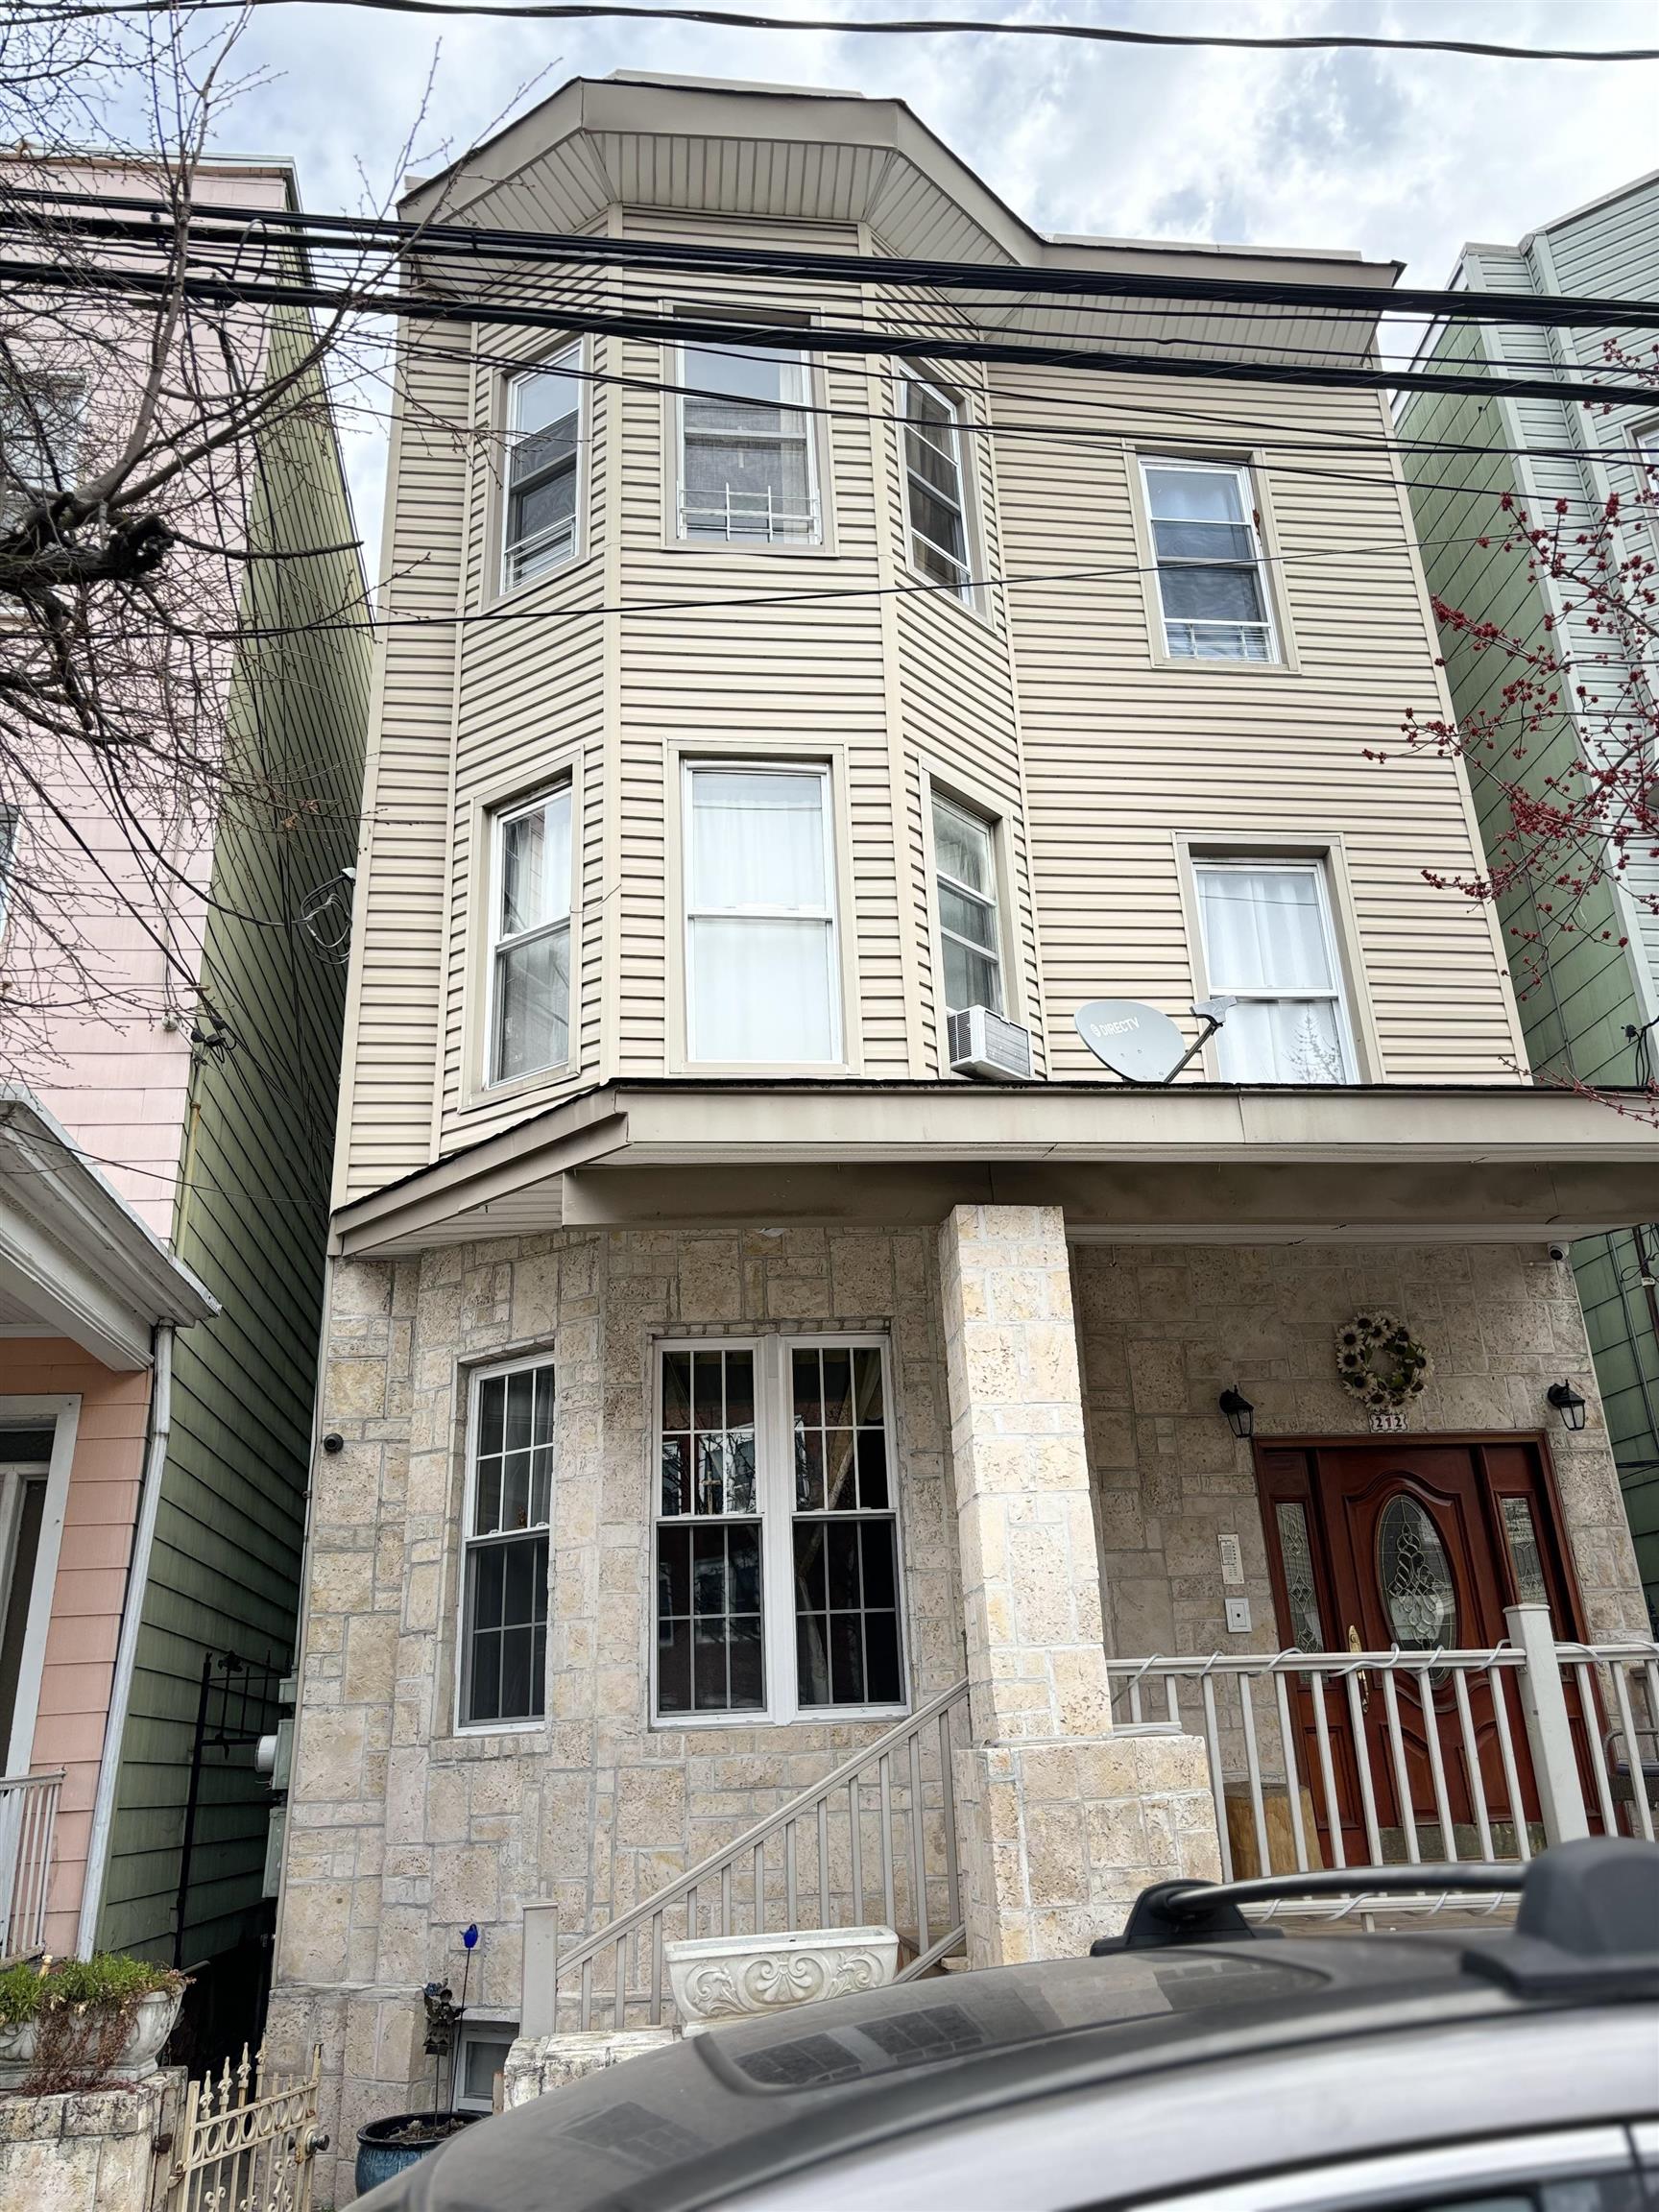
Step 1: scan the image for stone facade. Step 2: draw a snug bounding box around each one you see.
[939,1207,1221,1964]
[271,1218,1645,2200]
[270,1224,961,2206]
[1073,1239,1647,1656]
[0,2074,179,2212]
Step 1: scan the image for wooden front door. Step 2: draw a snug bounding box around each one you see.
[1257,1436,1586,1863]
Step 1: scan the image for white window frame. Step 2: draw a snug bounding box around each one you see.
[454,1354,555,1736]
[484,782,573,1089]
[0,372,85,523]
[901,374,974,603]
[682,759,843,1068]
[673,330,823,546]
[453,2019,518,2114]
[500,342,584,591]
[1139,453,1280,663]
[930,789,1006,1019]
[0,1397,78,1772]
[1192,855,1359,1084]
[650,1334,907,1730]
[0,806,17,939]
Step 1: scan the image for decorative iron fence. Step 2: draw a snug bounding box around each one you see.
[166,2041,326,2212]
[0,1768,61,1959]
[1106,1605,1658,1901]
[523,1680,972,2033]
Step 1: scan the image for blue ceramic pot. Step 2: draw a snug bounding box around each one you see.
[355,2110,480,2195]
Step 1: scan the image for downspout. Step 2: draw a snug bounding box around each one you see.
[77,1321,175,1958]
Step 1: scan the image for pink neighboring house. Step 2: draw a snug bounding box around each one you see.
[1,157,318,1959]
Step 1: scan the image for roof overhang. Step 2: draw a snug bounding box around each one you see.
[0,1089,218,1369]
[397,74,1399,375]
[332,1080,1659,1257]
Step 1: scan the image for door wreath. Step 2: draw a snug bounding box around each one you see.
[1334,1310,1431,1410]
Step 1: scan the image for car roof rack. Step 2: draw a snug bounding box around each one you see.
[1091,1839,1658,1998]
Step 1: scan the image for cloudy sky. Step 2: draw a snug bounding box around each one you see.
[183,0,1659,539]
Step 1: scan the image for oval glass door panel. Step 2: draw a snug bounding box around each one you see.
[1376,1496,1458,1654]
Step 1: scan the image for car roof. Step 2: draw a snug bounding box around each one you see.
[369,1844,1659,2212]
[369,1936,1550,2212]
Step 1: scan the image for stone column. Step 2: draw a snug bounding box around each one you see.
[938,1204,1221,1964]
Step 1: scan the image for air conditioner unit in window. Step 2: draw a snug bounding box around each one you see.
[948,1005,1035,1083]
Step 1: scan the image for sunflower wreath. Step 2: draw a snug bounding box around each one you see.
[1334,1310,1431,1410]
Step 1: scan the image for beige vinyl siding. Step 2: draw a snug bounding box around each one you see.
[338,150,1533,1205]
[992,366,1523,1082]
[336,323,469,1203]
[438,285,610,1150]
[611,212,903,1074]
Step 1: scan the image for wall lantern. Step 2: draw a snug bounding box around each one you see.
[1546,1381,1588,1432]
[1218,1386,1256,1441]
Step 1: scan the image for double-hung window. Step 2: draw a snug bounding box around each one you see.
[677,338,819,543]
[489,784,572,1085]
[902,377,972,597]
[503,347,582,587]
[1141,456,1276,661]
[1194,858,1357,1084]
[684,763,840,1065]
[459,1359,554,1727]
[655,1338,903,1723]
[932,793,1003,1016]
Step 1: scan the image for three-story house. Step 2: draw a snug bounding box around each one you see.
[269,77,1658,2196]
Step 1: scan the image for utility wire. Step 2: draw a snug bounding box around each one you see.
[14,0,1659,62]
[17,185,1659,333]
[6,252,1659,408]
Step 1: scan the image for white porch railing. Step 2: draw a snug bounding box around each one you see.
[0,1769,62,1959]
[522,1682,973,2034]
[1107,1605,1658,1907]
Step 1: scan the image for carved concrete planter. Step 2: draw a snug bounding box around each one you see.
[0,1986,181,2089]
[663,1926,900,2035]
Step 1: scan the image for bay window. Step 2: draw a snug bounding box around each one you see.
[459,1359,554,1727]
[503,346,583,587]
[1194,857,1357,1084]
[684,763,840,1065]
[654,1338,903,1724]
[1141,456,1276,661]
[902,377,972,597]
[676,338,819,543]
[489,784,572,1085]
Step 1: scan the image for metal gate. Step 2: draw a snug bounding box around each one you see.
[166,2042,327,2212]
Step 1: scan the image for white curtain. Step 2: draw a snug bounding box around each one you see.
[1199,865,1348,1083]
[1198,865,1332,992]
[1215,998,1346,1084]
[689,770,835,1062]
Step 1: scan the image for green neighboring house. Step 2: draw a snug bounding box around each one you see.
[1400,171,1659,1624]
[0,156,369,2066]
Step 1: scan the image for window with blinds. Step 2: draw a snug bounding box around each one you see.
[1141,457,1277,661]
[503,348,583,587]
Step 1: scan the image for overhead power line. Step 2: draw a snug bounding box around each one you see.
[18,186,1659,334]
[16,0,1659,61]
[6,250,1658,411]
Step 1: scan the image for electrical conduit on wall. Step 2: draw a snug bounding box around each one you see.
[76,1321,174,1959]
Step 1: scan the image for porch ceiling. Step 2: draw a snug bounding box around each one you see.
[330,1080,1659,1256]
[0,1089,218,1369]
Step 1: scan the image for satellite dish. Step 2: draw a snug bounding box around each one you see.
[1075,999,1190,1084]
[1075,997,1236,1084]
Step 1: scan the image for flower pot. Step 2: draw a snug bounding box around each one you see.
[663,1925,900,2035]
[0,1984,181,2089]
[354,2109,480,2195]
